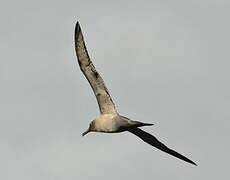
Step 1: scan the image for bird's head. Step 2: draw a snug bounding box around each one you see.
[82,120,96,136]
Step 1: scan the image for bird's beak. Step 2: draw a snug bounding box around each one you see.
[82,128,90,136]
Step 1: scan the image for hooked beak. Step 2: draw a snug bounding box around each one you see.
[82,128,90,136]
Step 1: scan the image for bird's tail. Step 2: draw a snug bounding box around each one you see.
[133,121,154,127]
[120,116,154,128]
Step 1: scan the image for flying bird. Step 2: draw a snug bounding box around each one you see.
[74,22,197,166]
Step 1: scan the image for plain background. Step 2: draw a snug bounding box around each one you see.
[1,0,230,179]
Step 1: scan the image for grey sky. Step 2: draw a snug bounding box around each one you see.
[1,0,230,179]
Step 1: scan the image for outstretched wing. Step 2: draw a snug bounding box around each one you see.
[74,22,117,115]
[128,128,197,166]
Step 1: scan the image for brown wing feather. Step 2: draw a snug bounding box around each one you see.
[128,128,197,166]
[74,22,117,115]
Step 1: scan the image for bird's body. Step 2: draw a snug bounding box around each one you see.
[92,114,121,133]
[93,114,118,133]
[74,21,197,166]
[90,114,153,133]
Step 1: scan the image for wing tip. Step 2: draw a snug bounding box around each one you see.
[75,21,81,37]
[177,153,198,166]
[182,154,197,166]
[183,157,197,166]
[190,161,198,166]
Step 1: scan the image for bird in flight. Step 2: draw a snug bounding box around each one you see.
[74,22,197,166]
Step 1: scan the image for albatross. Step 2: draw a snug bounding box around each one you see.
[74,22,197,166]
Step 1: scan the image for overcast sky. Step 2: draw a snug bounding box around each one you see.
[1,0,230,179]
